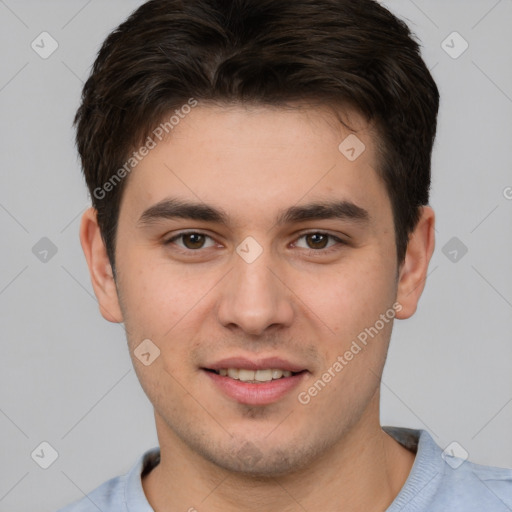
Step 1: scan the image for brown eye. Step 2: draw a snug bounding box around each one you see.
[165,232,216,251]
[293,232,345,254]
[305,233,329,249]
[181,233,206,249]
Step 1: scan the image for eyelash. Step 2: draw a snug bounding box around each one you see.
[163,231,347,256]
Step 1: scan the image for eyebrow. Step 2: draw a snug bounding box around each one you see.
[137,197,370,228]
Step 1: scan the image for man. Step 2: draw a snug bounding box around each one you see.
[58,0,512,510]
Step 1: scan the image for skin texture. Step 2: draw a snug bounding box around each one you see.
[80,104,435,511]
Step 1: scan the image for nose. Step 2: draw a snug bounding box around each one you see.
[216,248,295,336]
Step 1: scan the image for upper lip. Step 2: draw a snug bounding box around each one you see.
[204,356,307,373]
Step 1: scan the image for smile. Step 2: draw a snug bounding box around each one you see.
[210,368,296,382]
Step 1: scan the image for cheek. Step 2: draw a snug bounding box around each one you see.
[117,254,218,372]
[303,253,397,337]
[118,251,192,324]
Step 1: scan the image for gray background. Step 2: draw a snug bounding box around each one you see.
[0,0,511,510]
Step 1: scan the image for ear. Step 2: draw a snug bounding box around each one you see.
[395,206,435,319]
[79,207,124,323]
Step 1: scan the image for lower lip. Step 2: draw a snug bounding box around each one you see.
[203,370,307,405]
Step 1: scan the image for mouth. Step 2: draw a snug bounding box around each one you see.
[201,357,309,405]
[204,367,304,383]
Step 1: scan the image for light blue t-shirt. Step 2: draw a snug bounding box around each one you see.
[57,426,512,511]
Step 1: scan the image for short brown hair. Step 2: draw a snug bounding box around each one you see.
[74,0,439,275]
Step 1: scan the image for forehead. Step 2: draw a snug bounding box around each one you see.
[119,103,391,229]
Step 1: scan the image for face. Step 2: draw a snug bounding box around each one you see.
[86,104,426,476]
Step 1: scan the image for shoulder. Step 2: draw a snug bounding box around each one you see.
[55,474,126,511]
[438,458,512,510]
[55,447,160,512]
[385,426,512,512]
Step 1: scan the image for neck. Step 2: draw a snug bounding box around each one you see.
[142,397,415,511]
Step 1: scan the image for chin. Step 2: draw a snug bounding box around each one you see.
[194,436,318,478]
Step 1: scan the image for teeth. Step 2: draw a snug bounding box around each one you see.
[238,369,255,381]
[227,368,239,379]
[255,369,273,382]
[216,368,295,382]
